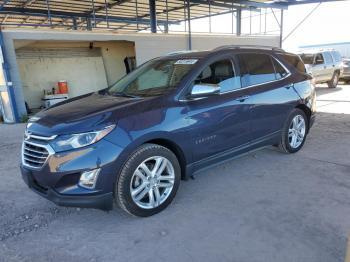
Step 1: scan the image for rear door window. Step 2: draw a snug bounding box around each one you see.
[238,53,276,87]
[323,52,333,64]
[194,59,241,93]
[331,51,342,63]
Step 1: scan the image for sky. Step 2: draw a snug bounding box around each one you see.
[282,1,350,51]
[168,1,350,52]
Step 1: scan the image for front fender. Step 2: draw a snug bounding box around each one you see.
[104,103,191,167]
[106,127,190,161]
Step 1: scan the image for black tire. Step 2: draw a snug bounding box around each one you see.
[115,143,181,217]
[327,71,339,88]
[279,108,308,154]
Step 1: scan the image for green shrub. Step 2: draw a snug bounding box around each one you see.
[20,115,29,123]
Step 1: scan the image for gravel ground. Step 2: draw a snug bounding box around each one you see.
[0,84,350,262]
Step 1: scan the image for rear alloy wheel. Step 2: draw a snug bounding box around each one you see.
[327,71,339,88]
[279,109,308,153]
[116,144,180,217]
[288,115,306,149]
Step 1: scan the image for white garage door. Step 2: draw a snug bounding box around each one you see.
[16,47,108,109]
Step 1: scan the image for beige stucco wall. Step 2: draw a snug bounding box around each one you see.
[8,29,279,66]
[98,41,135,85]
[15,40,135,108]
[133,34,280,64]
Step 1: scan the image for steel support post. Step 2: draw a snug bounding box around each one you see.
[149,0,157,33]
[279,9,284,48]
[187,0,192,50]
[236,7,241,36]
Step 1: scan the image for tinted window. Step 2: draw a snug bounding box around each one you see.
[272,58,288,79]
[238,53,276,87]
[194,59,241,92]
[315,53,324,64]
[331,51,342,63]
[282,54,306,73]
[323,52,333,64]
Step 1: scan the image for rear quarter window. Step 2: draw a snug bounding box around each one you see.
[280,53,306,74]
[272,58,288,80]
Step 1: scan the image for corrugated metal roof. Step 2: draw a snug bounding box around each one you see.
[0,0,230,31]
[0,0,346,32]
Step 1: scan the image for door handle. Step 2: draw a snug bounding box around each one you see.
[235,95,250,102]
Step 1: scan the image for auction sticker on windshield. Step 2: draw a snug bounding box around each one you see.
[175,59,198,65]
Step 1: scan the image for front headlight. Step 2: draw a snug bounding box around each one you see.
[50,125,115,152]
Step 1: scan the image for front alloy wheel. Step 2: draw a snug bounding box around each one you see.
[116,144,180,217]
[130,156,175,209]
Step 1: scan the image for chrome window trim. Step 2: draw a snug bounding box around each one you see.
[220,72,291,94]
[21,140,55,170]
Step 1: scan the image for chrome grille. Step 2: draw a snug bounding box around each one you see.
[22,141,50,168]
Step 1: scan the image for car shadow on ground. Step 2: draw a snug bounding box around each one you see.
[315,85,345,97]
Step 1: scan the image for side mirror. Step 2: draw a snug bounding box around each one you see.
[190,84,220,98]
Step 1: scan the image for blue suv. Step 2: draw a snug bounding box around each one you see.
[21,46,316,217]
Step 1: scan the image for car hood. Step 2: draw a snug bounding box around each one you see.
[27,92,156,136]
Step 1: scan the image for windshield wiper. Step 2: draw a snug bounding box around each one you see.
[109,91,140,98]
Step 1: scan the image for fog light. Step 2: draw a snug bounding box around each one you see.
[79,169,100,189]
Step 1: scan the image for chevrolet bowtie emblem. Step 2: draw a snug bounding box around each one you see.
[24,131,31,141]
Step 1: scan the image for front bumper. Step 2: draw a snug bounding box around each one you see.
[20,138,125,210]
[21,166,113,210]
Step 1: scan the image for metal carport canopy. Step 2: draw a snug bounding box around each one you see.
[0,0,346,33]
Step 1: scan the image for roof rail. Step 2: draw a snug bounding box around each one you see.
[166,50,199,56]
[213,45,285,52]
[298,48,336,53]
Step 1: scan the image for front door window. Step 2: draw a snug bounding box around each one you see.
[194,59,241,93]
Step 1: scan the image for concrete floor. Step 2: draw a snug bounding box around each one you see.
[1,84,350,262]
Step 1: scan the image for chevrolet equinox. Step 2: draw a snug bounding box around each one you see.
[21,46,316,217]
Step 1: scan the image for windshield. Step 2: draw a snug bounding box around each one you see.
[300,54,314,65]
[108,58,198,97]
